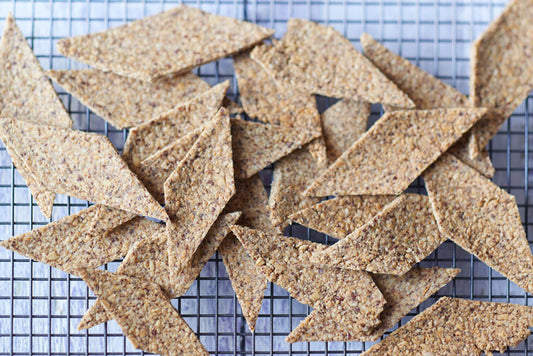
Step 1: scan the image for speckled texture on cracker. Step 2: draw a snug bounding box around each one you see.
[78,269,209,355]
[311,194,446,274]
[251,19,413,108]
[424,153,533,294]
[362,297,533,355]
[165,109,235,279]
[304,108,486,196]
[47,69,210,129]
[89,205,137,237]
[0,118,167,220]
[470,0,533,150]
[0,14,72,217]
[231,117,319,179]
[57,5,273,82]
[224,175,269,213]
[289,195,395,240]
[122,81,228,169]
[321,99,370,163]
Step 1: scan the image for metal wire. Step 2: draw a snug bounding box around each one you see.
[0,0,532,354]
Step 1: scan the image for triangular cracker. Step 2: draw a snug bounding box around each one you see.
[122,81,228,169]
[47,69,210,129]
[250,19,413,108]
[0,118,167,220]
[362,297,533,355]
[57,5,273,82]
[231,117,320,178]
[77,212,240,330]
[304,108,486,196]
[311,194,446,274]
[290,195,395,239]
[78,269,209,355]
[424,153,533,294]
[165,109,235,278]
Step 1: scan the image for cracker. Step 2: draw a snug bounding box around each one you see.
[424,153,533,294]
[122,81,228,169]
[304,108,486,196]
[47,69,210,129]
[362,297,533,355]
[311,194,446,274]
[57,5,273,82]
[321,99,370,163]
[78,269,209,355]
[77,212,240,330]
[89,205,137,236]
[231,117,319,179]
[165,109,235,278]
[230,225,385,338]
[250,19,413,108]
[470,0,533,150]
[0,118,167,221]
[289,195,395,240]
[224,174,269,213]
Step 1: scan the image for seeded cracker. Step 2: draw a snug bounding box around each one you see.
[77,213,240,330]
[57,5,273,82]
[165,109,235,279]
[122,81,228,169]
[231,225,385,338]
[47,69,210,129]
[0,14,72,217]
[78,269,209,356]
[250,19,413,108]
[424,153,533,294]
[470,0,533,151]
[362,297,533,355]
[289,196,395,240]
[304,108,486,196]
[311,194,446,274]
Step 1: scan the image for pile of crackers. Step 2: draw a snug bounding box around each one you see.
[0,0,533,354]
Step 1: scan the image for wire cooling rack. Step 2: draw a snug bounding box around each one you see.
[0,0,532,354]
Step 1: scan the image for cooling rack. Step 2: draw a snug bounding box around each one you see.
[0,0,532,354]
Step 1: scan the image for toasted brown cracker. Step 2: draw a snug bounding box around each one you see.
[304,108,486,196]
[57,5,273,82]
[424,153,533,294]
[0,14,72,217]
[321,99,370,163]
[77,212,240,330]
[78,269,209,355]
[122,81,228,168]
[311,194,446,274]
[0,118,167,220]
[251,19,413,108]
[165,109,235,278]
[47,69,210,129]
[362,297,533,355]
[289,195,395,239]
[231,117,319,178]
[224,175,269,213]
[470,0,533,150]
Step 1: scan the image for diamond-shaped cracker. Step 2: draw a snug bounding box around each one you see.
[304,108,486,197]
[311,194,446,274]
[122,81,228,169]
[165,109,235,278]
[424,153,533,294]
[0,118,167,220]
[78,268,209,355]
[0,14,72,217]
[231,225,385,337]
[470,0,533,150]
[362,297,533,355]
[77,212,240,330]
[289,196,395,240]
[47,69,210,129]
[57,5,273,82]
[251,19,413,108]
[231,117,320,179]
